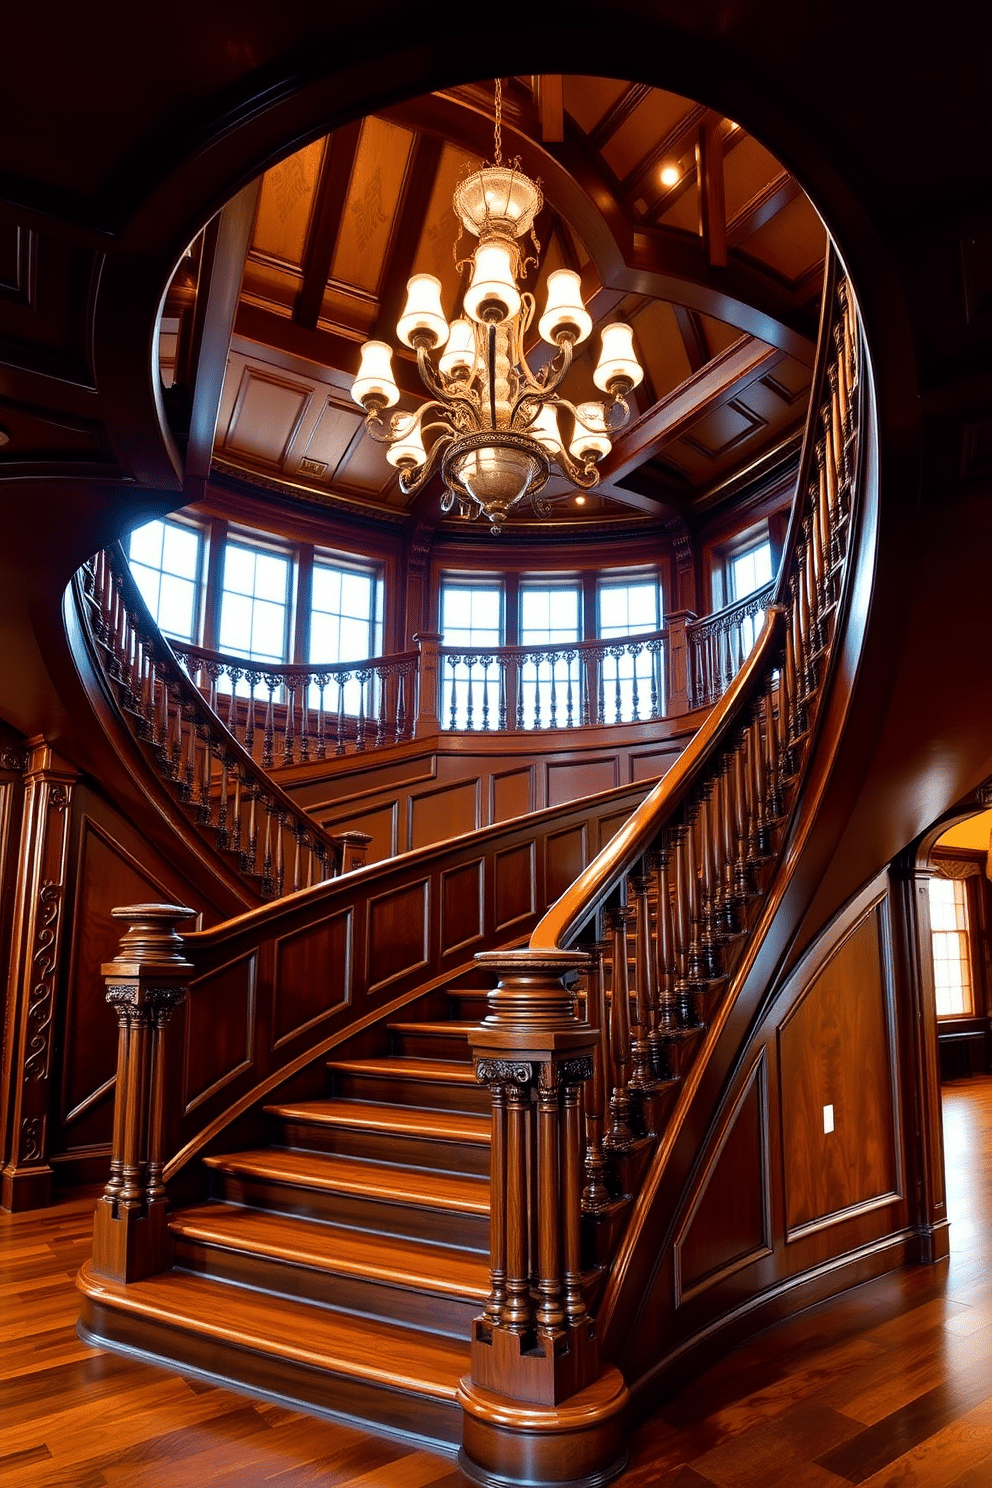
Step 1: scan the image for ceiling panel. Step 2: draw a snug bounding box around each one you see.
[221,366,314,467]
[738,194,825,284]
[252,139,324,269]
[601,91,696,179]
[330,117,415,295]
[630,299,693,399]
[722,135,784,222]
[561,76,629,137]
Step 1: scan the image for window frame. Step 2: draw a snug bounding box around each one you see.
[217,531,296,667]
[126,513,208,643]
[928,871,978,1021]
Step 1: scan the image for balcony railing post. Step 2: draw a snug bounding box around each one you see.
[665,610,697,715]
[92,903,196,1284]
[412,632,442,738]
[461,946,628,1485]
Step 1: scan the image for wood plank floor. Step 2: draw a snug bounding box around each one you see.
[2,1075,990,1486]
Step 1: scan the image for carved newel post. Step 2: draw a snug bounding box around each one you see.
[458,948,629,1488]
[91,903,196,1283]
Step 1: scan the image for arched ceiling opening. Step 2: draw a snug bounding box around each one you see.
[163,74,826,538]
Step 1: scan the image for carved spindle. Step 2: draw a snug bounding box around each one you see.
[449,658,459,730]
[336,675,347,755]
[628,874,659,1103]
[581,942,611,1214]
[535,1065,565,1338]
[648,844,678,1069]
[466,659,475,731]
[481,661,491,731]
[603,907,636,1150]
[244,675,256,760]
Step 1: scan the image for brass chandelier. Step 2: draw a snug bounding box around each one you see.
[351,82,643,534]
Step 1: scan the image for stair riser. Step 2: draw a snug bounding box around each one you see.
[273,1120,490,1177]
[211,1171,490,1252]
[388,1030,474,1061]
[174,1237,482,1340]
[446,994,489,1021]
[79,1295,462,1449]
[328,1070,490,1114]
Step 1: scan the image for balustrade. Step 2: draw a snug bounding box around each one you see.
[464,261,862,1477]
[80,547,369,899]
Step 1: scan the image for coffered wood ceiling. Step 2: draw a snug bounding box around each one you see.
[163,75,825,535]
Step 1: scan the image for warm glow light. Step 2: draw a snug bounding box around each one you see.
[531,404,562,453]
[593,323,643,394]
[660,164,680,187]
[538,269,592,346]
[352,341,400,408]
[384,412,427,469]
[463,242,521,324]
[569,401,612,461]
[574,495,586,505]
[438,318,476,379]
[396,274,449,349]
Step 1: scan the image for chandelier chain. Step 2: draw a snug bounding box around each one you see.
[493,78,503,168]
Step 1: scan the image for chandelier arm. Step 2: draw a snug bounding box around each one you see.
[415,346,482,423]
[397,432,453,496]
[553,442,601,490]
[364,399,451,447]
[605,391,633,433]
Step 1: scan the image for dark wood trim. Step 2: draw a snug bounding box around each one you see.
[295,120,363,332]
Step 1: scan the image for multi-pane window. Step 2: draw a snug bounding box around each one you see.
[127,518,203,642]
[519,584,581,728]
[597,578,663,722]
[309,561,382,717]
[929,877,975,1018]
[218,541,291,665]
[440,583,504,729]
[728,537,774,601]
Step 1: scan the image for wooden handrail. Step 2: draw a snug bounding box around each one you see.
[78,545,370,899]
[464,248,864,1435]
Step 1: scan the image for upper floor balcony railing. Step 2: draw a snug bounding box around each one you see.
[164,587,774,772]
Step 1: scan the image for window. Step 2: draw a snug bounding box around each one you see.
[127,517,203,642]
[929,876,975,1017]
[218,540,291,665]
[597,576,663,722]
[440,582,504,729]
[519,582,581,728]
[728,536,774,602]
[310,561,382,664]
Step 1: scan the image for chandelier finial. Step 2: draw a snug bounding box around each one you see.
[493,78,503,168]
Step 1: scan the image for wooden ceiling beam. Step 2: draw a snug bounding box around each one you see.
[588,82,653,152]
[727,172,803,249]
[600,335,781,485]
[376,91,816,365]
[233,303,425,402]
[620,103,710,199]
[295,119,363,332]
[186,178,262,486]
[672,304,710,374]
[371,133,446,344]
[696,120,727,269]
[592,478,672,518]
[532,75,564,143]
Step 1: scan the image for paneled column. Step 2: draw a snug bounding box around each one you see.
[0,739,78,1212]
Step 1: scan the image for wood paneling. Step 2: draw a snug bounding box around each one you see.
[631,747,682,782]
[318,803,397,863]
[779,903,900,1238]
[494,843,536,931]
[675,1055,771,1303]
[366,880,429,993]
[441,860,483,956]
[62,820,177,1135]
[410,780,479,850]
[221,367,312,467]
[491,767,533,823]
[545,824,588,906]
[184,955,257,1113]
[272,911,351,1048]
[546,757,618,807]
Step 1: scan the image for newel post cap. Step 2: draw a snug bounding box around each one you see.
[101,903,197,982]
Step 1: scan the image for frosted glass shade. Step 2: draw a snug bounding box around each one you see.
[453,166,543,241]
[450,444,540,508]
[593,322,643,393]
[439,318,477,379]
[352,341,400,408]
[538,270,592,346]
[396,274,448,349]
[569,401,612,460]
[463,242,521,324]
[384,413,427,469]
[531,404,563,454]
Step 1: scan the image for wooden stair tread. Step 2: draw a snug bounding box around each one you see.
[204,1147,490,1213]
[387,1020,478,1037]
[326,1056,479,1084]
[266,1099,490,1145]
[77,1261,466,1399]
[171,1203,489,1298]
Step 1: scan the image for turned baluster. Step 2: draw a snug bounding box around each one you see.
[230,772,243,858]
[628,874,659,1103]
[535,1065,565,1338]
[262,807,274,896]
[561,1075,588,1329]
[503,1079,532,1334]
[581,942,611,1213]
[672,822,698,1025]
[196,728,212,823]
[449,658,459,730]
[603,906,635,1151]
[395,669,408,741]
[482,1078,508,1328]
[549,653,559,729]
[273,809,285,895]
[498,658,508,730]
[565,653,575,727]
[731,730,754,904]
[749,706,770,860]
[531,654,542,729]
[244,674,257,760]
[262,680,276,768]
[466,658,475,731]
[216,751,229,848]
[314,675,328,757]
[648,845,677,1076]
[299,675,312,761]
[291,824,304,894]
[94,904,195,1284]
[280,677,295,765]
[716,758,739,940]
[335,675,347,755]
[629,646,641,721]
[697,783,722,979]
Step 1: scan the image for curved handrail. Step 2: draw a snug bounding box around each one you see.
[78,545,369,897]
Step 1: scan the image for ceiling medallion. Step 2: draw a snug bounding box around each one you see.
[351,80,643,534]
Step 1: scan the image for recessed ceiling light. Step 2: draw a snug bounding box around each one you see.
[660,165,680,187]
[574,494,586,505]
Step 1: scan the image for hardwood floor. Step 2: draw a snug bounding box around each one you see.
[2,1075,991,1486]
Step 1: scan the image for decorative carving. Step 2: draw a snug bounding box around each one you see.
[48,783,70,811]
[22,882,61,1082]
[20,1115,44,1163]
[0,744,27,771]
[561,1057,594,1085]
[476,1059,533,1086]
